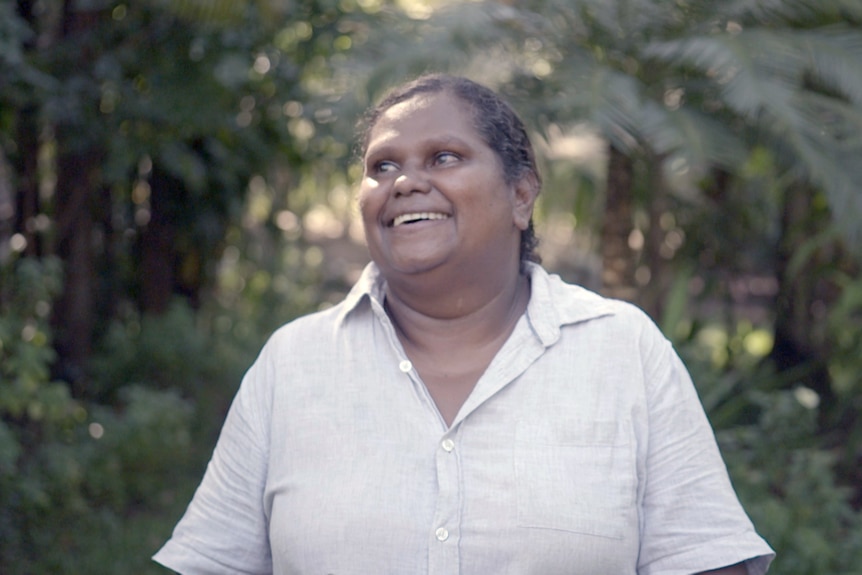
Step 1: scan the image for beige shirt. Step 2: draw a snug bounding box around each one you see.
[154,263,774,574]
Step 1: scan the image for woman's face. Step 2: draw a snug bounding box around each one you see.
[359,91,535,280]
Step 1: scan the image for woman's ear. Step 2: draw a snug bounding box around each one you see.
[512,172,540,231]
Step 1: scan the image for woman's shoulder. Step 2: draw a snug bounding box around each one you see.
[530,264,660,333]
[266,300,352,346]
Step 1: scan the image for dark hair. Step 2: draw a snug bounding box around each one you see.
[357,74,542,266]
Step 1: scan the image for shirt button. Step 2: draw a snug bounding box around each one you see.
[399,360,412,373]
[441,439,455,452]
[435,527,449,541]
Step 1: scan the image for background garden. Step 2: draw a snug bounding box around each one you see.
[1,0,861,573]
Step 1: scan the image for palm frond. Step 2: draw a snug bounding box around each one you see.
[719,0,837,24]
[792,90,862,145]
[772,91,862,249]
[558,0,694,40]
[640,103,747,171]
[555,65,646,153]
[798,25,862,106]
[791,134,862,250]
[645,31,806,120]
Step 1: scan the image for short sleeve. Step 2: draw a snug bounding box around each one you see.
[152,345,275,575]
[637,335,774,575]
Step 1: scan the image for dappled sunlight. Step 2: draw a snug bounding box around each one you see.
[793,386,820,410]
[694,322,774,370]
[88,422,105,440]
[743,329,774,357]
[541,123,607,164]
[303,205,345,240]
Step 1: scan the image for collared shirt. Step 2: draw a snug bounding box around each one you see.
[154,263,774,575]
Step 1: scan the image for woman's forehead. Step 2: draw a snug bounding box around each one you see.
[366,92,479,148]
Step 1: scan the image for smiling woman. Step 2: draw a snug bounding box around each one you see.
[152,74,775,575]
[358,89,534,297]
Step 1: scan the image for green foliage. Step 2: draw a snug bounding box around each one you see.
[84,386,194,509]
[3,0,386,374]
[0,257,73,433]
[90,301,212,399]
[0,232,330,573]
[675,318,862,574]
[0,258,197,573]
[827,270,862,395]
[2,11,344,541]
[0,256,81,565]
[0,1,54,113]
[719,391,862,575]
[0,381,196,575]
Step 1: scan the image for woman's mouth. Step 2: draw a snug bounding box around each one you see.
[391,212,451,227]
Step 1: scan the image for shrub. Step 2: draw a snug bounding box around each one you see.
[719,391,862,575]
[675,321,862,575]
[0,258,197,573]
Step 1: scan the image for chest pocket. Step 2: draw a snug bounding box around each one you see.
[514,420,635,539]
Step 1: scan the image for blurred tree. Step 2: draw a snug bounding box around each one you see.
[1,0,381,395]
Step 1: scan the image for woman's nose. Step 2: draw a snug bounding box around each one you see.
[393,168,431,196]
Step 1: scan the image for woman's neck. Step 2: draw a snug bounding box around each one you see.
[383,268,530,356]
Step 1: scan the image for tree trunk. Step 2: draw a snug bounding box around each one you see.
[770,182,833,414]
[0,151,14,263]
[12,110,41,258]
[601,145,638,302]
[12,0,42,258]
[50,0,106,396]
[138,166,181,314]
[52,146,101,395]
[641,153,668,321]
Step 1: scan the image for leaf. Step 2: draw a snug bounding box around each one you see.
[640,101,747,170]
[798,25,862,107]
[646,31,804,120]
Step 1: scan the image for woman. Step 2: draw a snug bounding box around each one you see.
[154,74,774,574]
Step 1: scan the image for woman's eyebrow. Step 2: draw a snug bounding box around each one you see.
[364,134,475,162]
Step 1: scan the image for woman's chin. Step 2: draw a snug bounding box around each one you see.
[379,258,447,277]
[371,244,457,278]
[374,252,453,278]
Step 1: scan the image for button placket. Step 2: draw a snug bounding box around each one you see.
[428,429,461,572]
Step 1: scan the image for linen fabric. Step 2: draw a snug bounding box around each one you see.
[153,263,774,575]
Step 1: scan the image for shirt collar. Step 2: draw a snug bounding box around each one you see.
[524,262,617,347]
[336,261,617,342]
[336,262,385,325]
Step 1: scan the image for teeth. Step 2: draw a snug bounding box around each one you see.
[392,212,450,227]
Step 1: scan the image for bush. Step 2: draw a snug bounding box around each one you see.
[675,321,862,575]
[87,385,194,507]
[719,391,862,575]
[89,301,212,400]
[0,257,83,565]
[0,258,198,573]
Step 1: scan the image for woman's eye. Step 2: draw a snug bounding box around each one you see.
[433,151,459,165]
[373,160,398,174]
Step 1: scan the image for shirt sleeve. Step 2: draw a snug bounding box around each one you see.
[152,343,275,575]
[636,332,775,575]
